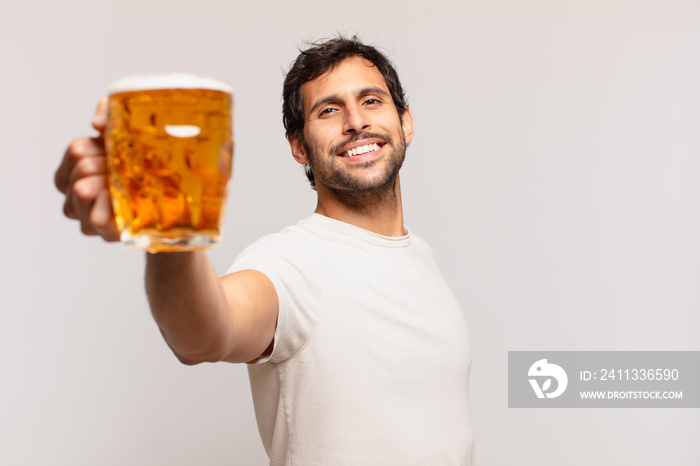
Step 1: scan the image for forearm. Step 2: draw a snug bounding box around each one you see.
[145,251,233,364]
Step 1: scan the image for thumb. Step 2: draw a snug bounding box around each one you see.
[91,97,108,134]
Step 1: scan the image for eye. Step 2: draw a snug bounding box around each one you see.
[318,107,337,117]
[363,98,381,106]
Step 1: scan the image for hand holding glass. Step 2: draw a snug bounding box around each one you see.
[105,74,233,252]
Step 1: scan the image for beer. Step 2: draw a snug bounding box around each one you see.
[105,74,233,252]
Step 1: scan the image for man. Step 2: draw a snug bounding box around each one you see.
[55,36,474,465]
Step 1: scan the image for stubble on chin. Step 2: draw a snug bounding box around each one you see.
[331,168,402,214]
[304,135,406,214]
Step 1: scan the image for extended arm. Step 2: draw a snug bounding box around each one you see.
[56,100,278,365]
[146,251,278,364]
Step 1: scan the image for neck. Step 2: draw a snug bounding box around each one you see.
[314,176,405,236]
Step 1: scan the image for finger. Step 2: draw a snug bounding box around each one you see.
[89,190,120,242]
[92,97,108,133]
[56,97,108,193]
[67,154,108,194]
[63,196,78,219]
[69,174,107,224]
[55,137,106,193]
[80,220,99,237]
[63,170,106,220]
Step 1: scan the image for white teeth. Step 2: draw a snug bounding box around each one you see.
[344,143,380,157]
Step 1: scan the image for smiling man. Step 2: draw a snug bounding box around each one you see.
[288,54,412,223]
[55,36,474,465]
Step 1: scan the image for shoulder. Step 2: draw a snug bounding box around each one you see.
[227,217,323,275]
[409,231,435,256]
[227,218,326,365]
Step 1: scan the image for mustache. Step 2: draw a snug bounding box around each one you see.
[329,132,393,155]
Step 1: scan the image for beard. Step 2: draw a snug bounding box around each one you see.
[303,131,407,212]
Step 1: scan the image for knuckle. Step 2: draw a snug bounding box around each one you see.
[71,179,85,198]
[80,223,97,236]
[70,192,89,219]
[72,178,97,202]
[54,170,66,191]
[68,138,89,159]
[63,199,77,219]
[74,156,99,178]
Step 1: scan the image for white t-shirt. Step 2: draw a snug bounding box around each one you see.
[227,214,474,465]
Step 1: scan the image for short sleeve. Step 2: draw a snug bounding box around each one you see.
[226,232,323,365]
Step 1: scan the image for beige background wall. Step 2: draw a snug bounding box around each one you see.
[1,0,698,464]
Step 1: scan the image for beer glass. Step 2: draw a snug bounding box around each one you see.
[105,74,233,252]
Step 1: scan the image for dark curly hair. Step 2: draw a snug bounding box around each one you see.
[282,35,409,189]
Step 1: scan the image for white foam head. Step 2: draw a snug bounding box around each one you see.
[108,73,232,95]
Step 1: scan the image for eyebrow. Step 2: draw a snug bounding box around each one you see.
[308,86,391,116]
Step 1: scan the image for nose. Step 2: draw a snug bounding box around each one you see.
[343,104,370,134]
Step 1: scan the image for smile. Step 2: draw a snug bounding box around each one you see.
[340,143,382,158]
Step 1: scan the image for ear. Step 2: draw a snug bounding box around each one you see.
[400,107,414,145]
[288,135,309,165]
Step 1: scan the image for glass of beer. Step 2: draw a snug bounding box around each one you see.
[105,73,233,252]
